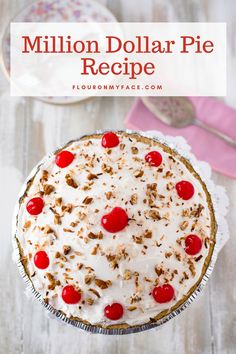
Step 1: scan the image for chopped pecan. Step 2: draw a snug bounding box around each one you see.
[105,191,113,200]
[88,231,103,239]
[84,274,95,285]
[132,235,143,244]
[144,230,152,238]
[23,220,31,229]
[77,211,86,220]
[75,251,83,256]
[54,214,61,225]
[88,288,101,298]
[123,269,132,280]
[91,244,99,255]
[106,254,119,269]
[131,147,139,154]
[175,252,181,261]
[63,245,71,255]
[180,220,189,231]
[55,251,61,258]
[147,210,161,220]
[86,298,94,305]
[65,174,78,188]
[95,279,112,289]
[147,184,157,206]
[191,204,204,217]
[111,259,119,269]
[165,252,172,258]
[60,255,67,262]
[191,221,197,232]
[166,182,174,191]
[130,193,138,205]
[148,198,156,207]
[204,237,210,249]
[128,306,137,311]
[61,203,73,213]
[82,184,91,191]
[144,277,152,282]
[55,197,62,206]
[155,266,164,276]
[183,271,189,279]
[46,272,54,282]
[189,263,196,276]
[77,263,84,270]
[163,171,173,178]
[195,255,203,262]
[82,196,93,205]
[46,273,60,290]
[44,225,54,234]
[106,254,116,262]
[134,169,144,178]
[41,170,49,182]
[85,266,94,273]
[43,184,55,195]
[70,221,78,227]
[63,228,73,233]
[102,163,113,174]
[182,208,190,217]
[176,238,182,245]
[130,294,142,304]
[87,173,98,180]
[147,183,157,191]
[84,140,92,146]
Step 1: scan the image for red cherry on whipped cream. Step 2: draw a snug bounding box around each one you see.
[26,197,44,215]
[55,150,74,168]
[145,151,163,167]
[102,132,119,148]
[152,284,174,303]
[34,251,49,269]
[185,234,202,255]
[62,285,81,304]
[175,180,194,200]
[101,207,128,233]
[104,303,124,320]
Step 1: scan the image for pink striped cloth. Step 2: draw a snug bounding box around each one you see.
[125,97,236,178]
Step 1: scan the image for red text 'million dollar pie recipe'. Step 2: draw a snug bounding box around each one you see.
[15,131,216,330]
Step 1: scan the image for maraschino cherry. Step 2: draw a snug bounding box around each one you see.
[101,207,128,233]
[26,197,44,215]
[101,132,119,148]
[34,251,49,269]
[175,180,194,200]
[62,285,81,304]
[145,151,162,167]
[55,150,74,168]
[104,303,124,320]
[152,284,174,303]
[185,234,202,255]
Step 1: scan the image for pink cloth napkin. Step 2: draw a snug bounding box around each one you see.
[125,97,236,178]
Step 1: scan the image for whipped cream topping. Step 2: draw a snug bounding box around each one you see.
[16,132,215,326]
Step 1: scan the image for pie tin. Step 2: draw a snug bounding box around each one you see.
[12,129,229,335]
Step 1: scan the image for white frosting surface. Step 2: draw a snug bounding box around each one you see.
[16,133,214,326]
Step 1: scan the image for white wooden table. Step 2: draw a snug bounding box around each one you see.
[0,1,235,353]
